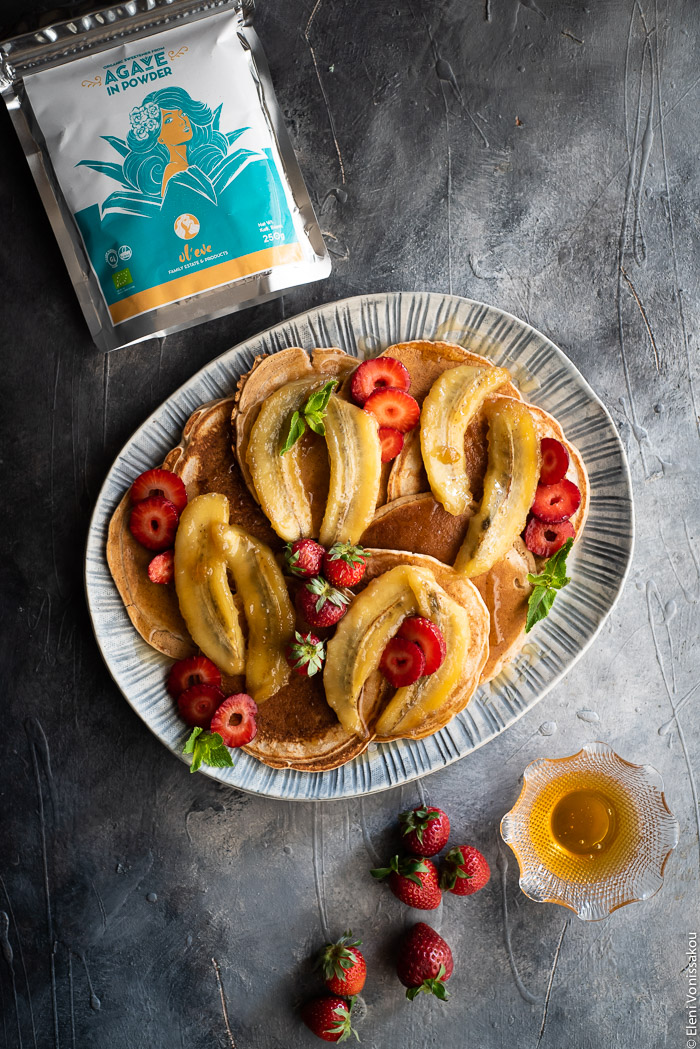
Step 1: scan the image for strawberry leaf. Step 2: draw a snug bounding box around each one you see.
[280,410,306,454]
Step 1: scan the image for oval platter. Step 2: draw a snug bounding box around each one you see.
[85,292,634,800]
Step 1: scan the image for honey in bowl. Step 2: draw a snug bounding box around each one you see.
[500,742,680,920]
[550,788,616,857]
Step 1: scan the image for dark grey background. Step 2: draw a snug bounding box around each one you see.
[1,1,697,1047]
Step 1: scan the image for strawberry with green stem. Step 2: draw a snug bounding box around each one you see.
[370,855,442,909]
[399,806,450,857]
[301,995,359,1042]
[322,543,369,588]
[316,932,366,996]
[286,631,326,677]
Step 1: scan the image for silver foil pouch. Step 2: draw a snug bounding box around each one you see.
[0,0,330,350]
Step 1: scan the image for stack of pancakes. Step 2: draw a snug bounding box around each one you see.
[107,341,588,772]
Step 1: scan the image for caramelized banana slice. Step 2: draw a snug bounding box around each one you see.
[454,399,540,578]
[324,566,424,737]
[246,377,323,541]
[324,565,469,738]
[174,494,245,675]
[374,585,471,739]
[213,524,295,703]
[319,395,382,547]
[420,364,512,515]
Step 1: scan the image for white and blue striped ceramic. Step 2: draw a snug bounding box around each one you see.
[85,293,634,800]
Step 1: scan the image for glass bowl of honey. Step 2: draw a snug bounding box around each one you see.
[500,741,679,921]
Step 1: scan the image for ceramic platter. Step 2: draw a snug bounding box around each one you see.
[86,292,634,800]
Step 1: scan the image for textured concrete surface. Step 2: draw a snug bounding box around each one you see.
[0,1,698,1047]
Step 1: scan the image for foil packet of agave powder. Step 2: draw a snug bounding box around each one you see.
[0,0,331,351]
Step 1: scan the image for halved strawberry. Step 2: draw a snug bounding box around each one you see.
[350,356,411,405]
[397,617,446,675]
[524,516,575,557]
[147,549,174,584]
[131,468,187,514]
[378,427,404,462]
[539,438,570,486]
[177,684,224,727]
[210,694,258,747]
[379,637,426,687]
[531,479,581,523]
[167,655,222,698]
[364,388,420,433]
[129,496,179,551]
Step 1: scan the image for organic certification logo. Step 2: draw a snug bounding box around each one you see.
[174,214,200,240]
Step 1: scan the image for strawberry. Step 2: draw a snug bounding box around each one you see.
[147,549,174,584]
[363,387,420,433]
[539,437,570,486]
[399,806,450,857]
[300,995,358,1043]
[210,694,258,747]
[286,631,326,677]
[322,543,369,588]
[524,516,575,558]
[167,655,222,699]
[378,427,404,462]
[316,932,366,996]
[297,577,351,629]
[350,356,411,406]
[531,478,581,523]
[397,617,446,675]
[396,923,453,1001]
[177,684,224,728]
[379,638,425,687]
[370,855,442,909]
[285,538,325,578]
[441,845,490,896]
[129,496,179,551]
[130,468,187,514]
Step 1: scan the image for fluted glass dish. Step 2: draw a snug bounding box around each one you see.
[500,741,679,921]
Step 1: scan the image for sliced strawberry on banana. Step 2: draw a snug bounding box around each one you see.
[539,437,570,486]
[147,549,174,584]
[350,356,411,405]
[378,426,404,462]
[397,616,446,675]
[524,516,575,557]
[177,683,224,727]
[167,655,222,699]
[531,478,581,523]
[130,468,188,514]
[129,496,179,551]
[364,387,420,433]
[379,637,426,687]
[210,694,258,747]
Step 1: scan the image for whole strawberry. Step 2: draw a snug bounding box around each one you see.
[441,845,490,896]
[399,806,450,857]
[370,855,442,910]
[297,576,351,629]
[300,995,358,1043]
[316,932,366,996]
[396,922,453,1001]
[322,543,369,588]
[286,631,326,677]
[285,538,325,577]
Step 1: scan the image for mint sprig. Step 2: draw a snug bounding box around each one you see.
[280,380,338,454]
[183,728,234,773]
[525,538,574,633]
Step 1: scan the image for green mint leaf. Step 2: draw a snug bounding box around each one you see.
[304,379,337,414]
[525,539,574,633]
[183,729,234,773]
[306,412,326,436]
[280,411,306,455]
[183,727,202,755]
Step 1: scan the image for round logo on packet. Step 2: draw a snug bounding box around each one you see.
[174,214,200,240]
[118,244,133,261]
[105,249,119,268]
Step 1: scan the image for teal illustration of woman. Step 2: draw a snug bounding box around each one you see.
[79,86,265,215]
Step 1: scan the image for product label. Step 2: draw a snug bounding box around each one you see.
[23,13,304,325]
